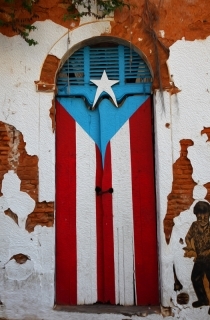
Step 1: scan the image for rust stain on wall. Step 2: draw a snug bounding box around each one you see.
[164,139,196,244]
[0,121,54,231]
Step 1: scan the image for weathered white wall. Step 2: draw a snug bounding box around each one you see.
[0,16,210,319]
[155,36,210,319]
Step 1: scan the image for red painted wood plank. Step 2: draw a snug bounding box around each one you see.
[95,145,104,302]
[102,142,116,304]
[55,100,77,305]
[129,97,159,305]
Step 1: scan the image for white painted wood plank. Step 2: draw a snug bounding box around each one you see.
[111,121,134,305]
[76,123,97,304]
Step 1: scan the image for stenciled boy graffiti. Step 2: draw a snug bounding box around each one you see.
[184,201,210,308]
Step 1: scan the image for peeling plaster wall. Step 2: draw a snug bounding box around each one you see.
[0,2,210,319]
[155,36,210,319]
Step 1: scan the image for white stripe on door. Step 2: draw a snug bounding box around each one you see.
[76,123,97,304]
[111,120,134,305]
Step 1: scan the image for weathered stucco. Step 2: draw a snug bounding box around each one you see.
[0,121,54,232]
[0,0,210,319]
[154,36,210,318]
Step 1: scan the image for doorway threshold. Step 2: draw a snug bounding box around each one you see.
[54,304,161,316]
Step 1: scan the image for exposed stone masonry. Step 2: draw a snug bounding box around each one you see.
[0,121,54,232]
[164,139,196,244]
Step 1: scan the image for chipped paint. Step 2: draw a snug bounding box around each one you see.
[159,30,165,38]
[164,139,196,243]
[0,1,210,319]
[154,36,210,317]
[5,124,20,170]
[5,257,33,281]
[1,171,35,228]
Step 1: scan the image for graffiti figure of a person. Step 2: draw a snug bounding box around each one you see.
[184,201,210,308]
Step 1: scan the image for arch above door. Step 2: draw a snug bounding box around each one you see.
[35,27,153,94]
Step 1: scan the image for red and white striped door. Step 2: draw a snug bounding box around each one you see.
[55,93,159,306]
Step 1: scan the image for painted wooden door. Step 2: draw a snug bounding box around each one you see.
[56,44,159,306]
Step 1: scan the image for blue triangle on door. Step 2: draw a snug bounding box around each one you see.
[57,96,149,164]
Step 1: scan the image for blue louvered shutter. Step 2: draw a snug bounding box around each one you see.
[56,45,152,101]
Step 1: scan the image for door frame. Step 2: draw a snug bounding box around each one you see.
[56,37,159,303]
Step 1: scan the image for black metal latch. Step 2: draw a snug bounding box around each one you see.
[95,186,113,196]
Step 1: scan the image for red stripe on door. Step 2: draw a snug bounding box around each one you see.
[95,145,104,302]
[102,142,115,304]
[56,100,77,305]
[129,97,159,305]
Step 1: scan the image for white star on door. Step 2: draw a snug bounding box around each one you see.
[90,70,119,108]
